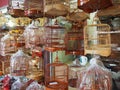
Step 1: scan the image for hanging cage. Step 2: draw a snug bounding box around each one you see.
[45,0,70,18]
[45,21,65,52]
[65,22,84,55]
[8,0,25,17]
[84,16,111,57]
[24,20,44,49]
[10,50,31,76]
[45,55,69,90]
[0,34,17,56]
[24,0,44,18]
[27,56,44,82]
[77,0,113,13]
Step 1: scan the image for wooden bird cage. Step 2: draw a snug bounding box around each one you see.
[8,0,25,17]
[65,23,84,55]
[10,50,31,76]
[77,0,113,13]
[66,9,89,23]
[84,16,111,57]
[45,55,69,90]
[45,22,65,52]
[45,0,70,18]
[0,55,11,75]
[24,0,44,18]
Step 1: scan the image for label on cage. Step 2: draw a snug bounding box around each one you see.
[11,0,24,9]
[49,82,58,85]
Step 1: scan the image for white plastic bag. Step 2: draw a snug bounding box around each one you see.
[10,50,31,76]
[26,82,44,90]
[77,58,112,90]
[0,34,16,56]
[24,21,43,49]
[11,78,23,90]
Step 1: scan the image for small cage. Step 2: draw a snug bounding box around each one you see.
[0,55,11,75]
[0,34,16,56]
[45,0,70,18]
[24,20,43,49]
[45,22,65,52]
[65,23,84,55]
[8,0,25,17]
[10,50,31,76]
[84,16,111,57]
[24,0,44,18]
[27,56,44,82]
[45,55,69,90]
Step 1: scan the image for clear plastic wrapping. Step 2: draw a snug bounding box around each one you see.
[10,50,31,76]
[24,21,43,49]
[77,58,112,90]
[0,34,16,56]
[26,81,44,90]
[11,78,23,90]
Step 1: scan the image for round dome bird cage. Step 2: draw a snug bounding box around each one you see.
[24,0,44,18]
[10,50,31,76]
[84,16,111,57]
[45,54,69,90]
[24,20,43,49]
[8,0,25,17]
[45,0,70,18]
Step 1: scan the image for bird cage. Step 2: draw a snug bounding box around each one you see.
[24,20,42,49]
[65,23,84,55]
[84,16,111,57]
[77,0,113,13]
[8,0,25,17]
[0,34,16,56]
[66,9,89,23]
[45,0,70,18]
[45,55,69,90]
[45,21,65,52]
[10,50,31,76]
[24,0,44,18]
[27,56,44,82]
[0,55,11,75]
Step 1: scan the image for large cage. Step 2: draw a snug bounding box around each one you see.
[45,23,65,52]
[65,23,84,55]
[45,56,69,90]
[84,16,111,57]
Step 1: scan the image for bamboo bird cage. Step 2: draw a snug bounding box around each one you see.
[84,16,111,57]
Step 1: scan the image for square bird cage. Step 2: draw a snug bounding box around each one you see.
[84,16,111,57]
[45,22,65,52]
[45,55,69,90]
